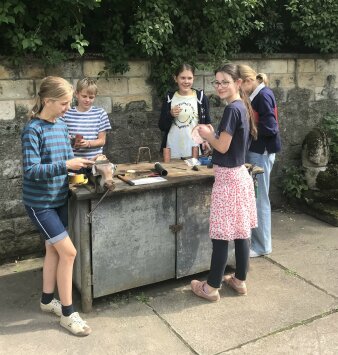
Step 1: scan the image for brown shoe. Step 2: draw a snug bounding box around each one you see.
[191,280,220,302]
[223,274,247,296]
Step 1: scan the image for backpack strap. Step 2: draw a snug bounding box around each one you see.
[167,91,174,104]
[196,89,203,105]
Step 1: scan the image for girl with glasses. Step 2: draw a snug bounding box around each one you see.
[191,63,257,301]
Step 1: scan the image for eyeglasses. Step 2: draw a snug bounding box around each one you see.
[211,80,231,88]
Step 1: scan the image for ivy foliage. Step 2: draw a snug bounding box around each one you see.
[0,0,337,95]
[285,0,338,53]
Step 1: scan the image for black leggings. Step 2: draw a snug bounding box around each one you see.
[207,238,250,288]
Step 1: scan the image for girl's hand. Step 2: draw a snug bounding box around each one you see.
[202,141,212,156]
[66,158,95,170]
[198,124,214,140]
[75,138,91,149]
[170,105,182,118]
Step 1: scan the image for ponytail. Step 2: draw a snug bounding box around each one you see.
[240,87,258,140]
[256,72,268,86]
[31,94,44,118]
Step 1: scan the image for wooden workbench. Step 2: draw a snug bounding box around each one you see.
[69,159,215,312]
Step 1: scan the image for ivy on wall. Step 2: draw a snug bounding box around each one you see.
[0,0,337,96]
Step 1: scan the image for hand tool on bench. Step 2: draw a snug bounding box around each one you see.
[117,174,135,186]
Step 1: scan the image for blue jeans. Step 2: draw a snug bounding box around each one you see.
[246,151,275,255]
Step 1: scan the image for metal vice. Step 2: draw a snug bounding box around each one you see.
[89,157,116,193]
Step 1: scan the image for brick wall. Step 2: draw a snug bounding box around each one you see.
[0,54,337,262]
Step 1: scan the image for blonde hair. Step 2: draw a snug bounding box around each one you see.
[238,64,269,86]
[31,76,73,117]
[76,77,98,95]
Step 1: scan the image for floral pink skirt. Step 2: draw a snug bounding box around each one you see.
[209,165,257,241]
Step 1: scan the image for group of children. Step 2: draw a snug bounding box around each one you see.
[21,62,281,336]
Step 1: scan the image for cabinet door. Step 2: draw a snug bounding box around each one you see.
[91,188,176,298]
[176,183,213,278]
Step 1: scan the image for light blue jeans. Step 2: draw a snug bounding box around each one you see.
[246,151,275,255]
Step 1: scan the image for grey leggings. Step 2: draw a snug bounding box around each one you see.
[207,238,250,288]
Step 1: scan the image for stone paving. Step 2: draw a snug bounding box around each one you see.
[0,210,337,355]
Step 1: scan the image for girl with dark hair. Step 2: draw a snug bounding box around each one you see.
[191,63,257,301]
[159,63,211,158]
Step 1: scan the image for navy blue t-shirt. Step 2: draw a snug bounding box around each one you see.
[212,100,251,168]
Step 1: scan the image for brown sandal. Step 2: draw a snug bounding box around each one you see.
[191,280,220,302]
[223,274,247,296]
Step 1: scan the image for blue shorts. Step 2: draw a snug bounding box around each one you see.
[25,202,69,245]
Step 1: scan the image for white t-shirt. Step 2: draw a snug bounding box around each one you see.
[167,91,199,158]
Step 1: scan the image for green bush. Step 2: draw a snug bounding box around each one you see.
[281,166,308,199]
[321,113,338,164]
[0,0,337,95]
[285,0,338,53]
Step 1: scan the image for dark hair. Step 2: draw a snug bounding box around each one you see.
[214,63,257,140]
[174,63,195,77]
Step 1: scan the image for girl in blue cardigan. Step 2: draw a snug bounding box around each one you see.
[239,64,282,258]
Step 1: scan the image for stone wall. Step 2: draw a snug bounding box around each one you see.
[0,54,337,263]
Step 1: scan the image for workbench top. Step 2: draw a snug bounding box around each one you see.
[70,159,215,200]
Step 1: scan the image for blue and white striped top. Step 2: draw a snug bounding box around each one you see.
[63,106,111,159]
[21,118,74,208]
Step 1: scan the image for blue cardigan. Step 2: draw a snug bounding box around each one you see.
[249,86,281,154]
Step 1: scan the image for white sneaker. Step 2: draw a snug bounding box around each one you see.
[40,298,62,317]
[60,312,92,337]
[249,249,262,258]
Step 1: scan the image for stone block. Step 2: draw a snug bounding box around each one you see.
[287,59,296,73]
[83,60,106,77]
[195,64,214,76]
[46,61,82,78]
[0,101,15,120]
[269,74,296,88]
[0,178,22,200]
[19,64,45,79]
[0,231,43,262]
[0,80,35,99]
[15,99,35,119]
[204,75,215,92]
[192,76,203,91]
[97,77,128,95]
[0,64,15,79]
[94,96,112,114]
[258,60,288,74]
[0,199,26,219]
[316,59,338,74]
[113,94,153,111]
[0,219,14,240]
[297,73,326,89]
[14,216,38,236]
[125,61,150,77]
[297,59,315,73]
[128,77,152,95]
[2,159,22,179]
[233,60,259,72]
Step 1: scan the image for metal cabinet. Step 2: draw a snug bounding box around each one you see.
[69,165,215,312]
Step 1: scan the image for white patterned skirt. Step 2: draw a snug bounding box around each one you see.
[209,165,257,240]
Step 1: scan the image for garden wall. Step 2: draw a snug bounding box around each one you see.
[0,54,337,262]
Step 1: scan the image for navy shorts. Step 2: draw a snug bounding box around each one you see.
[25,202,69,245]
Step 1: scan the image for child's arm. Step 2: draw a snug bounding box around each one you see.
[75,131,107,149]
